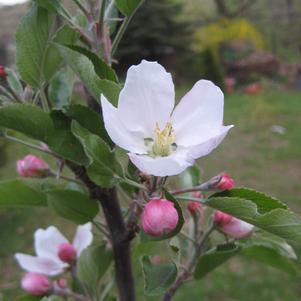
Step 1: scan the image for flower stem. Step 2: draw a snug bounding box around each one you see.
[161,222,215,301]
[53,287,91,301]
[170,175,222,195]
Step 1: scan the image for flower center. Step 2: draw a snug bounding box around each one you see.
[145,122,177,157]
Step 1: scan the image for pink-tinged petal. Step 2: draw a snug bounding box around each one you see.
[21,272,51,296]
[16,155,49,178]
[118,60,175,137]
[220,218,254,239]
[187,125,233,159]
[129,148,194,177]
[72,223,93,256]
[34,226,68,263]
[15,254,66,276]
[172,80,231,147]
[101,95,146,154]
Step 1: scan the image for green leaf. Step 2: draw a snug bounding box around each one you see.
[67,45,118,82]
[47,110,88,164]
[0,104,53,141]
[141,256,177,296]
[239,242,298,275]
[64,104,113,147]
[55,44,121,104]
[0,179,47,207]
[115,0,144,16]
[48,67,75,109]
[71,121,122,187]
[211,188,288,213]
[78,244,113,293]
[16,4,54,87]
[47,189,99,224]
[6,68,23,97]
[33,0,71,21]
[43,25,79,80]
[207,188,301,244]
[194,243,241,279]
[178,165,201,188]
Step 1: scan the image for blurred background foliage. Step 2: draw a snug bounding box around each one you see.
[0,0,301,300]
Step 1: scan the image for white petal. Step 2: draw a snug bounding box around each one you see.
[128,148,194,177]
[188,125,233,159]
[172,80,226,146]
[34,226,68,263]
[73,223,93,256]
[101,95,146,154]
[118,60,175,137]
[15,253,66,276]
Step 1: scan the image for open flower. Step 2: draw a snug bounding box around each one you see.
[101,60,233,177]
[15,223,92,276]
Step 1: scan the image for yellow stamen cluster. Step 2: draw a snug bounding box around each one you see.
[150,122,176,157]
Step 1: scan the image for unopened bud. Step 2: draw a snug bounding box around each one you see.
[21,272,51,296]
[214,210,253,239]
[16,155,50,178]
[142,198,179,237]
[216,172,235,190]
[58,242,77,263]
[187,192,203,214]
[0,65,7,79]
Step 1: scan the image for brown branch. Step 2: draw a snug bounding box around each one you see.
[161,222,215,301]
[67,162,136,301]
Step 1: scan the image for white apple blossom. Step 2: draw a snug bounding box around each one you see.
[15,223,93,276]
[101,60,233,177]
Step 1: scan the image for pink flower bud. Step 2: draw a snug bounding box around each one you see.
[16,155,50,178]
[21,272,51,296]
[58,242,77,263]
[56,278,68,289]
[0,65,7,79]
[214,210,232,226]
[187,192,203,214]
[141,198,179,237]
[216,172,235,190]
[214,210,254,239]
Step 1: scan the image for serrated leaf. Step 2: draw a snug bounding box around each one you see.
[115,0,144,16]
[66,45,118,82]
[43,25,79,80]
[0,104,53,141]
[206,188,301,244]
[194,242,240,279]
[6,68,23,97]
[64,104,113,147]
[33,0,71,21]
[55,44,121,104]
[0,179,47,207]
[211,188,288,213]
[239,242,298,275]
[48,67,75,109]
[141,256,177,296]
[16,4,54,87]
[47,189,99,224]
[47,110,88,164]
[71,121,122,187]
[78,244,113,294]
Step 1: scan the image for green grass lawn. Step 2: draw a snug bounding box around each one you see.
[0,89,301,300]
